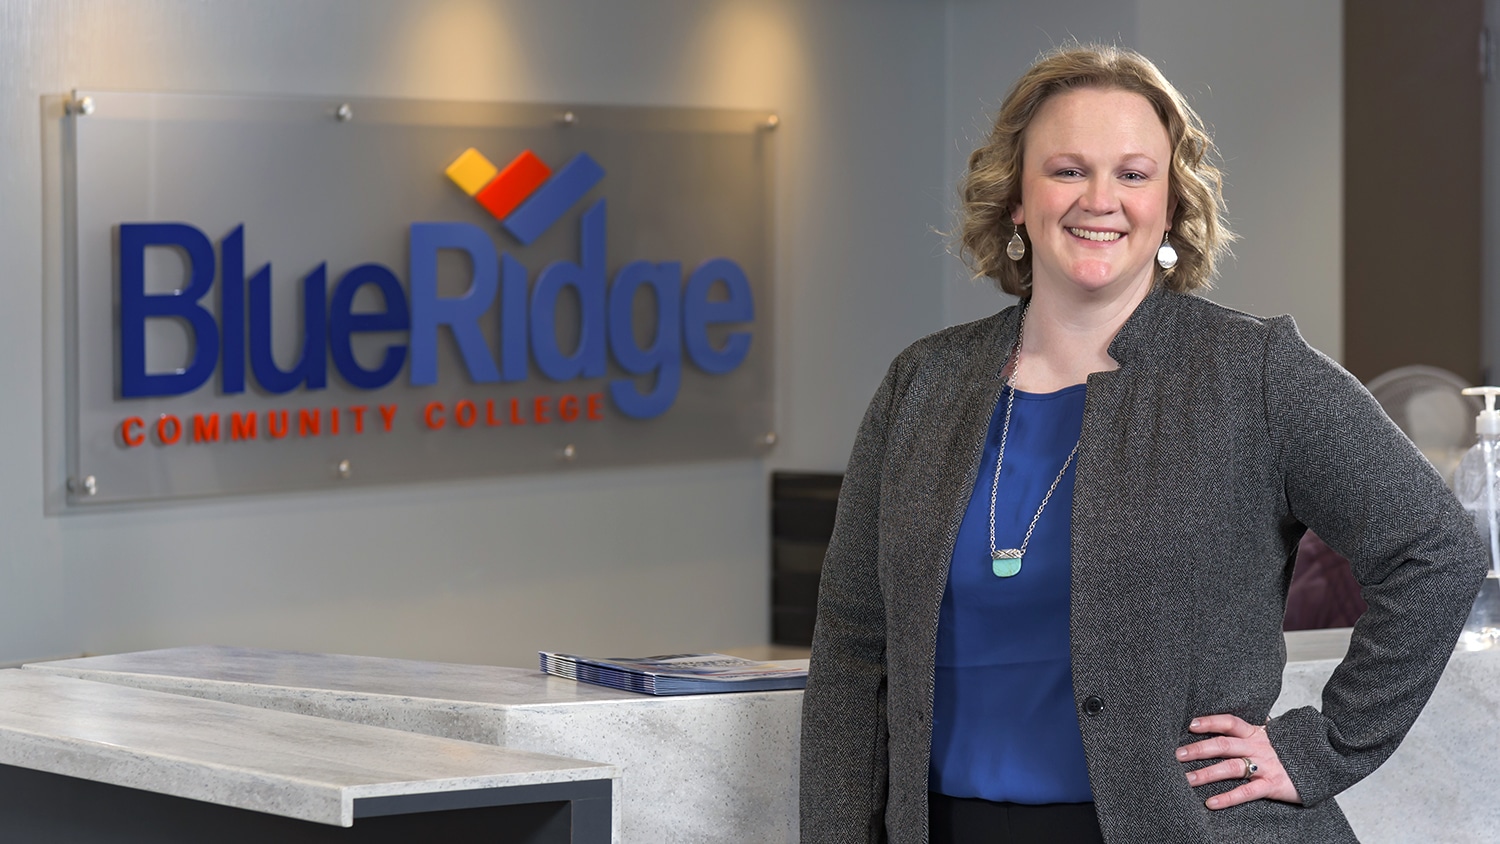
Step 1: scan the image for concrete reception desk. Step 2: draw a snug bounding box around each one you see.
[1273,630,1500,842]
[0,669,614,842]
[27,646,802,843]
[24,631,1500,843]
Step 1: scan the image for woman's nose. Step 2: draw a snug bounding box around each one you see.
[1079,176,1120,213]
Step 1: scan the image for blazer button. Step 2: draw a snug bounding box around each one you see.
[1081,695,1105,716]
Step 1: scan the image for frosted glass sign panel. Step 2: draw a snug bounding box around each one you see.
[62,92,775,505]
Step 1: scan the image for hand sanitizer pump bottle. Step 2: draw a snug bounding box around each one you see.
[1454,386,1500,650]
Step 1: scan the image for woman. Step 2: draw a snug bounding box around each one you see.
[799,44,1486,844]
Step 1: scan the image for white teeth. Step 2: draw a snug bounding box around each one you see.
[1068,227,1122,242]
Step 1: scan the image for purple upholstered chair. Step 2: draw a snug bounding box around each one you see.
[1283,530,1367,631]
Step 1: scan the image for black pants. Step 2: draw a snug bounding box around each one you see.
[929,792,1105,844]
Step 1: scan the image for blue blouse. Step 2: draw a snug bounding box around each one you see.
[929,383,1092,804]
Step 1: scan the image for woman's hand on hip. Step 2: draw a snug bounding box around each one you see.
[1175,713,1303,810]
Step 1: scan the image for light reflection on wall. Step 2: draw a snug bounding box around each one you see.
[385,0,531,98]
[680,2,805,107]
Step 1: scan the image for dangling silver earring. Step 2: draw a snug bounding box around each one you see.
[1156,232,1178,270]
[1006,226,1026,261]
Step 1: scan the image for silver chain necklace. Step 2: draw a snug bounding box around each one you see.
[988,305,1082,578]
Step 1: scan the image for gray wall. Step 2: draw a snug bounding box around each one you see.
[1,0,1342,667]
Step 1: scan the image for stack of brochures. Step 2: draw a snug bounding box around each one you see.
[539,651,809,695]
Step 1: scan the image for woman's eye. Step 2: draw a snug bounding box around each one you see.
[1056,168,1084,178]
[1121,171,1146,182]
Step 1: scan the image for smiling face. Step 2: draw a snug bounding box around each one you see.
[1012,87,1175,302]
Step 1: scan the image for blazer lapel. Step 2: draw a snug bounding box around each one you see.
[888,306,1020,628]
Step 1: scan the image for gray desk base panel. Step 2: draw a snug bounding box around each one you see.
[0,765,611,843]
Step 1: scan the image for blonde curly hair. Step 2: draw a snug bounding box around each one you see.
[958,44,1233,295]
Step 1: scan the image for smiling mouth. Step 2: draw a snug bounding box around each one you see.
[1067,227,1122,242]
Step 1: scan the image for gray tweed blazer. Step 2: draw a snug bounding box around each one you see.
[799,287,1487,843]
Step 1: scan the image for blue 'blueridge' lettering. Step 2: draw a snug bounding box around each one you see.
[116,204,754,420]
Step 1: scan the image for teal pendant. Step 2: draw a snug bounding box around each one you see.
[992,550,1023,578]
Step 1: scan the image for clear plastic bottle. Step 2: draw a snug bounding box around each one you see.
[1453,386,1500,650]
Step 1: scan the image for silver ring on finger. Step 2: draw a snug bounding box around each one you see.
[1241,757,1259,778]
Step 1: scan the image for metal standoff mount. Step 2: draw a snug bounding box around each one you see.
[558,111,577,126]
[68,475,98,496]
[763,114,780,130]
[334,103,354,122]
[560,444,577,461]
[68,92,95,116]
[336,459,352,479]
